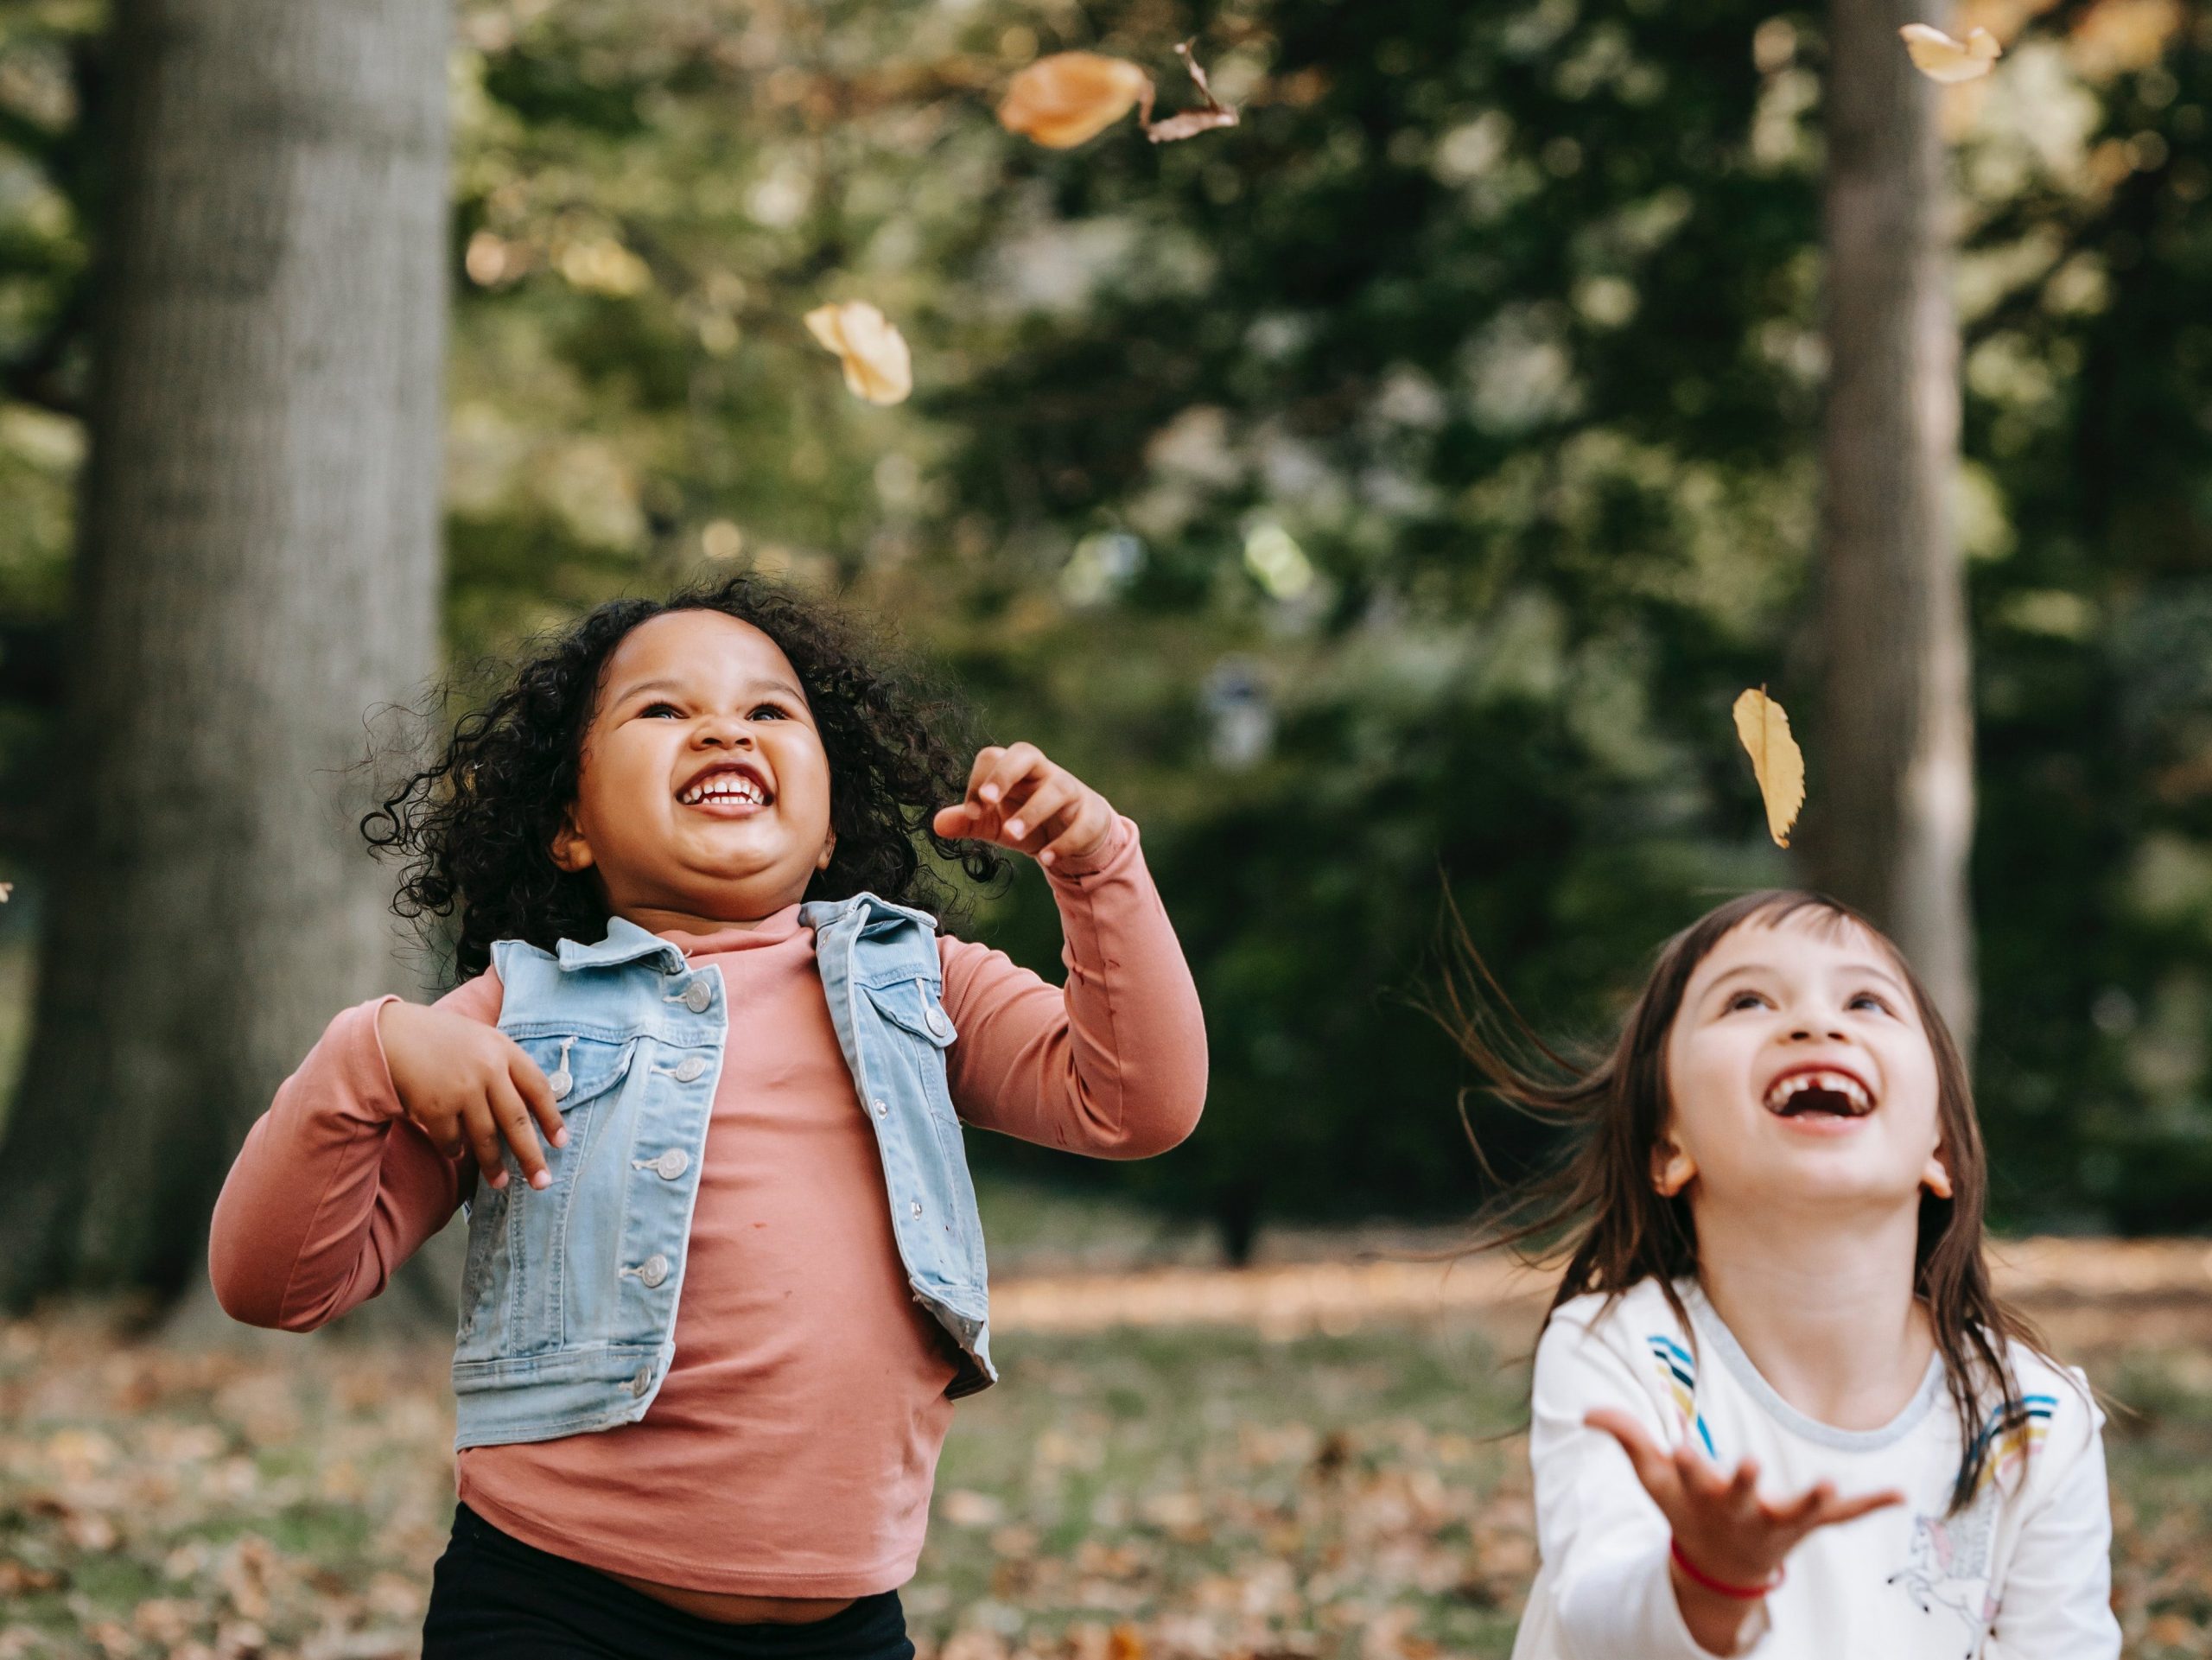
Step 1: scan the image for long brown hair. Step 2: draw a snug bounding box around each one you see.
[1424,887,2047,1512]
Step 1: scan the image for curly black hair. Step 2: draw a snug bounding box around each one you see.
[362,572,1011,983]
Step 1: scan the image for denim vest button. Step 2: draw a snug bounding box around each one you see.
[652,1149,689,1180]
[548,1070,572,1101]
[672,1055,707,1083]
[925,1004,951,1038]
[910,1200,924,1218]
[873,1098,888,1118]
[638,1253,671,1288]
[630,1365,652,1396]
[682,981,713,1013]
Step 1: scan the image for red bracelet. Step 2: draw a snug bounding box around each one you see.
[1670,1537,1783,1600]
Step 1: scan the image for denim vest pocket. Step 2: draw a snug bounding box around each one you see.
[859,976,986,1291]
[860,977,961,1134]
[454,1032,639,1363]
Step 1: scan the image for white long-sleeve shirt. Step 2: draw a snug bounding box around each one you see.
[1510,1277,2120,1660]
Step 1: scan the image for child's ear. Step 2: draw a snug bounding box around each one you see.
[817,831,836,872]
[550,810,594,875]
[1922,1145,1955,1200]
[1651,1135,1698,1199]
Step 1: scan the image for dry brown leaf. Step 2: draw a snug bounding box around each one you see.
[1143,43,1241,143]
[802,302,912,406]
[1732,687,1806,848]
[998,53,1155,149]
[1900,23,2003,82]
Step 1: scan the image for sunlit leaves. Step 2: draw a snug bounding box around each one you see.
[996,43,1240,148]
[998,52,1155,149]
[1900,24,2003,84]
[1732,686,1805,847]
[804,302,913,406]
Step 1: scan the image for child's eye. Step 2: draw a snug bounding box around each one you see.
[750,703,787,720]
[1725,990,1768,1013]
[641,702,683,718]
[1849,991,1895,1015]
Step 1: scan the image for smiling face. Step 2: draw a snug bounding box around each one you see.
[1656,908,1952,1215]
[549,609,836,930]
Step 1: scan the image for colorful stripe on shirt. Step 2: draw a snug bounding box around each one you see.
[1965,1393,2054,1495]
[1647,1334,1718,1459]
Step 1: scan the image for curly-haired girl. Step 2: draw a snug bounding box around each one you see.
[208,573,1208,1660]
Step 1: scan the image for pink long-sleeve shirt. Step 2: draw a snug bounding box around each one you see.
[208,813,1204,1596]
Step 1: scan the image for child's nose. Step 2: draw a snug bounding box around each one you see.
[695,718,754,747]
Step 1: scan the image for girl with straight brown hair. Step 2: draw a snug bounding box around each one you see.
[1433,890,2118,1658]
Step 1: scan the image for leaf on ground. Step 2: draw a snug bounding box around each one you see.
[1900,23,2002,82]
[803,302,912,406]
[1732,687,1805,848]
[998,53,1155,148]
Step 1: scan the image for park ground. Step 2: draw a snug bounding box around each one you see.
[3,1190,2212,1659]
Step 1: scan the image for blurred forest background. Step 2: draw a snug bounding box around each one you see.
[3,0,2212,1282]
[11,3,2212,1656]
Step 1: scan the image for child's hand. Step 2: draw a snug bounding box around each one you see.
[1585,1408,1902,1653]
[376,1000,569,1193]
[931,743,1116,870]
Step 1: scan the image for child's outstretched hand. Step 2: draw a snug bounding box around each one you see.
[1584,1408,1903,1654]
[377,1000,568,1194]
[931,743,1116,870]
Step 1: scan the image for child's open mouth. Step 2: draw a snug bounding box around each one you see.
[677,761,773,815]
[1762,1065,1876,1121]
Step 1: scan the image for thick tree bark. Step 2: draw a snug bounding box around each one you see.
[0,0,449,1313]
[1813,0,1977,1047]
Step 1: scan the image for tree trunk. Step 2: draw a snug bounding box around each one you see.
[0,0,449,1314]
[1813,0,1977,1049]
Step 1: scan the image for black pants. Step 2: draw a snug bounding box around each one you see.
[422,1502,917,1660]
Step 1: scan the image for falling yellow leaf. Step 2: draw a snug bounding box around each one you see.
[0,881,11,901]
[803,302,912,406]
[998,53,1155,149]
[1900,23,2003,82]
[1732,687,1806,848]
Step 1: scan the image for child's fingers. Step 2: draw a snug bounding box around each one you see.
[1035,806,1098,866]
[489,1074,552,1191]
[1816,1487,1906,1529]
[460,1099,510,1191]
[1763,1478,1837,1530]
[1583,1409,1677,1501]
[507,1045,569,1149]
[1002,779,1080,847]
[1673,1441,1733,1506]
[1721,1456,1762,1508]
[969,742,1048,818]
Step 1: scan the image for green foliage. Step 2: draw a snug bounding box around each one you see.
[5,0,2212,1242]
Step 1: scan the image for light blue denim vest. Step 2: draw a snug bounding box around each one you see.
[449,892,994,1453]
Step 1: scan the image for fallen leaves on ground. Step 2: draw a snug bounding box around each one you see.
[4,1240,2212,1657]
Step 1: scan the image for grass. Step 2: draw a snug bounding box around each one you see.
[4,1292,2212,1659]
